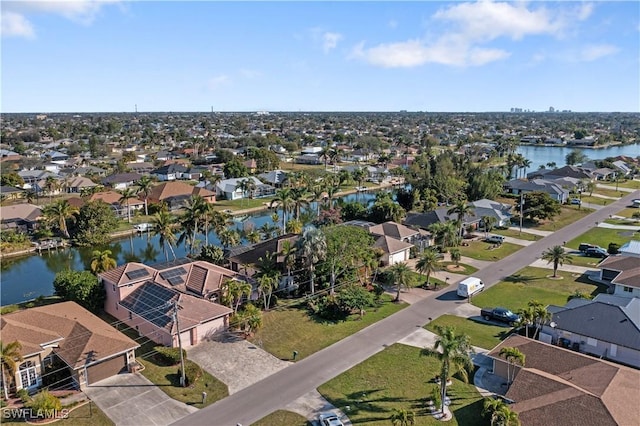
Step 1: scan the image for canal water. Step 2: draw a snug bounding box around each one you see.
[516,143,639,172]
[0,191,381,305]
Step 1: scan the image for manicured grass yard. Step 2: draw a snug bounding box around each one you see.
[253,410,310,426]
[566,227,640,251]
[426,315,513,351]
[492,228,542,241]
[213,196,276,211]
[533,206,593,231]
[592,187,625,198]
[471,267,607,312]
[614,208,640,219]
[580,195,612,206]
[318,344,484,426]
[457,241,521,261]
[440,262,479,275]
[250,295,407,361]
[613,179,640,190]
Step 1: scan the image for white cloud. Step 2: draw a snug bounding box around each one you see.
[207,75,230,90]
[1,0,123,38]
[1,11,35,39]
[353,1,594,68]
[322,31,342,53]
[579,44,619,61]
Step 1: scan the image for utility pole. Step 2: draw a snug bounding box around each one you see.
[172,301,186,387]
[519,192,524,235]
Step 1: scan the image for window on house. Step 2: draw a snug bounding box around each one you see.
[112,284,115,291]
[19,361,38,389]
[624,286,633,293]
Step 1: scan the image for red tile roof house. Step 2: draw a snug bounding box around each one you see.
[100,259,236,348]
[89,190,145,218]
[146,181,215,211]
[0,302,139,393]
[486,335,640,426]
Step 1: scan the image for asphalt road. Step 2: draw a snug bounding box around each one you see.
[173,190,640,426]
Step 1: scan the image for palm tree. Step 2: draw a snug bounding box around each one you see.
[297,227,327,295]
[483,398,520,426]
[449,248,461,268]
[1,340,23,400]
[290,187,309,220]
[415,249,442,289]
[228,279,252,313]
[447,201,474,238]
[541,245,572,278]
[152,210,177,261]
[499,347,525,386]
[270,188,293,233]
[421,326,473,415]
[178,195,206,255]
[279,240,297,287]
[390,408,416,426]
[387,262,414,302]
[236,303,263,336]
[136,175,154,216]
[516,305,536,338]
[43,199,78,239]
[257,274,278,311]
[482,215,497,239]
[119,187,137,223]
[528,300,551,340]
[90,249,117,274]
[44,176,60,202]
[218,228,240,250]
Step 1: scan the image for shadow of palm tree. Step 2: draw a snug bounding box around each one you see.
[503,273,537,284]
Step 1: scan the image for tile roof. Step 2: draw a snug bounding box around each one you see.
[147,181,214,202]
[1,301,138,369]
[368,221,419,240]
[373,235,414,255]
[488,335,640,426]
[89,190,143,206]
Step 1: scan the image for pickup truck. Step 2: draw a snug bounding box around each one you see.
[480,307,520,325]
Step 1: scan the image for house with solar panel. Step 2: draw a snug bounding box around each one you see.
[100,259,239,347]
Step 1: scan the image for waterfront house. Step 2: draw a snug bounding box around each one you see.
[215,177,273,200]
[0,203,42,232]
[100,259,236,347]
[504,179,569,203]
[486,335,640,426]
[0,301,139,392]
[146,181,215,210]
[89,191,145,218]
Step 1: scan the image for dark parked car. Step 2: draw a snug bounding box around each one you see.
[585,247,608,258]
[480,307,520,325]
[579,243,597,252]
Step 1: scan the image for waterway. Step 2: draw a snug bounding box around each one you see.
[0,191,381,305]
[516,143,639,172]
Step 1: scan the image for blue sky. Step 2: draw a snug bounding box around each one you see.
[2,1,639,113]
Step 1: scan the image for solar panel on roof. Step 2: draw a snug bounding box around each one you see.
[159,267,187,280]
[167,276,184,286]
[125,268,150,280]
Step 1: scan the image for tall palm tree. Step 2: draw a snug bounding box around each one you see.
[179,195,205,255]
[483,398,520,426]
[228,280,252,313]
[152,210,177,261]
[387,262,414,302]
[257,274,278,311]
[415,249,442,289]
[516,305,536,338]
[449,248,462,267]
[421,326,473,415]
[270,188,294,233]
[297,227,327,295]
[482,215,497,239]
[528,300,551,340]
[119,187,137,223]
[1,340,23,400]
[447,201,474,238]
[135,175,154,216]
[290,186,309,220]
[499,346,525,386]
[541,245,572,278]
[218,228,240,250]
[44,176,60,202]
[90,249,117,274]
[43,199,78,239]
[279,240,297,286]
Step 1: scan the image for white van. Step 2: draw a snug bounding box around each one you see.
[486,235,505,244]
[457,277,485,298]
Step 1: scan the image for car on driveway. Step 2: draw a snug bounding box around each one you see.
[579,243,597,252]
[318,412,344,426]
[481,307,520,325]
[585,247,608,258]
[569,198,582,205]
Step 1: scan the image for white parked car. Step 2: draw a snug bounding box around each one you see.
[486,234,505,244]
[134,223,153,232]
[318,412,344,426]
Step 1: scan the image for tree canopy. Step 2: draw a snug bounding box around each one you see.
[53,269,105,313]
[72,200,119,246]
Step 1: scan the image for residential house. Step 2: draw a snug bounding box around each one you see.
[295,154,321,165]
[89,191,145,218]
[0,301,139,392]
[215,177,273,200]
[64,176,98,193]
[373,235,414,266]
[100,259,236,347]
[228,234,299,279]
[486,335,640,426]
[244,159,257,174]
[368,221,420,243]
[542,294,640,368]
[597,255,640,298]
[612,160,633,176]
[17,170,58,191]
[471,198,513,227]
[74,165,107,177]
[151,163,189,181]
[0,185,25,201]
[147,181,215,210]
[101,173,143,190]
[404,207,482,233]
[0,149,21,162]
[0,203,42,232]
[619,240,640,257]
[258,170,288,187]
[504,179,570,203]
[127,162,155,174]
[527,165,594,181]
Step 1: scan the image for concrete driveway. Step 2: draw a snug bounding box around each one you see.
[84,373,197,426]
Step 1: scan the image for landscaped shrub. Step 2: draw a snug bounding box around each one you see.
[27,389,61,412]
[608,243,620,254]
[155,346,187,366]
[17,388,31,404]
[181,360,202,387]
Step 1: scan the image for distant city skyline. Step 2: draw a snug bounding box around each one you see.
[2,1,639,113]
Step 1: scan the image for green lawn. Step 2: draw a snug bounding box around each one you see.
[426,315,512,351]
[592,187,625,198]
[457,241,521,261]
[612,179,640,190]
[252,410,310,426]
[533,206,594,231]
[405,270,447,289]
[580,195,612,206]
[491,229,542,242]
[614,208,640,219]
[318,344,485,426]
[440,262,479,276]
[1,402,113,426]
[560,254,606,268]
[566,227,639,251]
[471,267,607,312]
[250,295,407,361]
[213,196,276,211]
